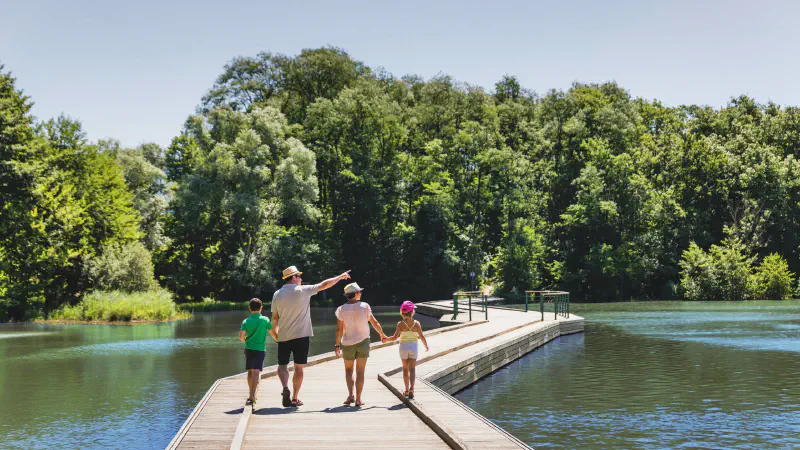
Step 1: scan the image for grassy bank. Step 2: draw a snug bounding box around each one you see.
[177,299,255,312]
[47,289,190,323]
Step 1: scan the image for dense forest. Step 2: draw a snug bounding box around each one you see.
[2,47,798,320]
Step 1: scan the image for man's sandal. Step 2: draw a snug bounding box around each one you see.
[281,387,291,407]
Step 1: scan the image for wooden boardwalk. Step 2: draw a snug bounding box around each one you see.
[168,302,584,450]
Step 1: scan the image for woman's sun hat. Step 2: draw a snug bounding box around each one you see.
[400,300,416,314]
[344,282,364,296]
[282,266,302,279]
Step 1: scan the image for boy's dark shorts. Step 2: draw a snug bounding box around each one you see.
[245,349,266,371]
[277,337,310,365]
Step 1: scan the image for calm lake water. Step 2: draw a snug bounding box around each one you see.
[0,307,432,449]
[456,300,800,449]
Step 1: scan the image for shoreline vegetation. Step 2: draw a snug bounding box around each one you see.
[45,289,190,323]
[176,299,253,312]
[36,318,189,325]
[24,295,800,325]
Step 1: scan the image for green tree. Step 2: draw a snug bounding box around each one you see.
[0,68,140,319]
[750,253,795,300]
[679,239,755,301]
[83,241,158,292]
[116,144,170,250]
[162,106,319,300]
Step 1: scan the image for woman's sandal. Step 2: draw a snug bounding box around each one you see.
[291,398,304,407]
[343,394,355,406]
[355,399,365,407]
[402,390,409,398]
[408,388,415,400]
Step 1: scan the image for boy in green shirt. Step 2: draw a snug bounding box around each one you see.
[238,298,278,407]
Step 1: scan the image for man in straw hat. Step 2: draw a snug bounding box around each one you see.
[272,265,351,407]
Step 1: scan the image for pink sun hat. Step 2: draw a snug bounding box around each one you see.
[400,300,416,314]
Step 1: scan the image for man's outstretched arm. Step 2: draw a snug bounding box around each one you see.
[315,270,351,292]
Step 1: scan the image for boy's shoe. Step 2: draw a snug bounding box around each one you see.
[281,387,292,407]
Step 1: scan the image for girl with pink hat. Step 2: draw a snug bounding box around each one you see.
[382,300,429,399]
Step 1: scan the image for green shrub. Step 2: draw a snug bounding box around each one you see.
[750,253,795,300]
[679,239,754,300]
[49,289,187,322]
[83,242,158,292]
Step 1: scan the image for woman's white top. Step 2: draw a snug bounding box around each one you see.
[335,301,372,346]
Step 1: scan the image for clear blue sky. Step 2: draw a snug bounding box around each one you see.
[2,0,798,148]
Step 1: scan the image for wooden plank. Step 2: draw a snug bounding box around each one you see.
[230,399,252,450]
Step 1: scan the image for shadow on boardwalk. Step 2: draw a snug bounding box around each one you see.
[239,403,407,416]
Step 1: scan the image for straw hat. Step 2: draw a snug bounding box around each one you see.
[343,282,364,296]
[282,266,302,280]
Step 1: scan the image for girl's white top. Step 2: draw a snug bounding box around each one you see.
[335,301,372,346]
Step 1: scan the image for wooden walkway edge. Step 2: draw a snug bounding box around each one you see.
[168,302,584,450]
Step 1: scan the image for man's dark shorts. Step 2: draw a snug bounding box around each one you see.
[277,337,310,365]
[245,349,266,371]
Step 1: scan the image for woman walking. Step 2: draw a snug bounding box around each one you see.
[334,282,387,407]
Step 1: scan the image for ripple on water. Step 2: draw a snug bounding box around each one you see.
[6,336,242,361]
[0,332,54,339]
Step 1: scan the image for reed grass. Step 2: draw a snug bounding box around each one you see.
[49,289,189,322]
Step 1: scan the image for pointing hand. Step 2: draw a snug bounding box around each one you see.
[340,270,351,280]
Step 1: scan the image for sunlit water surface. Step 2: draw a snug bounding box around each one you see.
[455,300,800,449]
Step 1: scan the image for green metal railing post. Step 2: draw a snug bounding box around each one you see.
[557,294,561,319]
[525,291,529,312]
[554,294,558,320]
[452,293,459,320]
[540,292,544,321]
